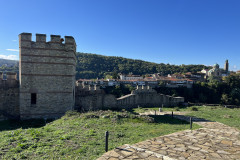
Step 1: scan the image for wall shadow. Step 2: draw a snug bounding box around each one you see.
[149,115,190,125]
[0,118,54,131]
[171,114,214,123]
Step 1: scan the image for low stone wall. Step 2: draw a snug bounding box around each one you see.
[75,85,184,111]
[116,86,184,108]
[75,85,118,111]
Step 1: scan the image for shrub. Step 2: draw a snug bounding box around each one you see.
[191,107,198,111]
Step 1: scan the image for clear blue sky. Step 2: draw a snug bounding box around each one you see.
[0,0,239,71]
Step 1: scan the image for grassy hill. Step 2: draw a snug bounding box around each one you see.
[0,110,198,159]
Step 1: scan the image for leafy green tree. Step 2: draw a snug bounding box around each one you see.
[230,88,240,105]
[112,72,119,79]
[221,94,230,104]
[125,84,135,92]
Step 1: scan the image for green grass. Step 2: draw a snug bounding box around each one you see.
[133,106,240,130]
[0,110,199,160]
[186,106,240,130]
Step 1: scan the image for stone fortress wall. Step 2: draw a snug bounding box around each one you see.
[19,33,76,119]
[0,33,184,120]
[75,83,184,111]
[116,85,184,108]
[75,83,117,111]
[0,72,19,120]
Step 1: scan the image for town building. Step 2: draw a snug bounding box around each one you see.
[208,64,222,77]
[184,72,205,82]
[201,60,230,80]
[119,74,142,80]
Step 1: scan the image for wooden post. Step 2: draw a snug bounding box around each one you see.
[105,131,109,152]
[190,117,192,130]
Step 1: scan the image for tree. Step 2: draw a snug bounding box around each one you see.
[158,81,166,87]
[230,88,240,105]
[221,94,230,105]
[112,72,119,79]
[125,84,135,92]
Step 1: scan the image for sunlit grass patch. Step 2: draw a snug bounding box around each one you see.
[0,110,199,159]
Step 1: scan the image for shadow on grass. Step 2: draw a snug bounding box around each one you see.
[149,115,190,125]
[126,107,214,123]
[171,114,215,123]
[0,118,54,131]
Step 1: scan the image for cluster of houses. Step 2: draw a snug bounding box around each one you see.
[77,73,197,89]
[77,60,236,89]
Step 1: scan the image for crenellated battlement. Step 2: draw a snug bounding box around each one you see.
[50,35,61,42]
[36,34,46,42]
[133,85,155,94]
[65,36,75,44]
[19,33,32,41]
[0,72,18,80]
[19,33,76,52]
[6,72,17,80]
[0,72,19,89]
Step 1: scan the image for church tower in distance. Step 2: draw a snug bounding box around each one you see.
[224,59,229,72]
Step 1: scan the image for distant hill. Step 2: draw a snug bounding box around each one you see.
[0,58,19,73]
[0,58,18,67]
[0,53,209,79]
[76,52,209,79]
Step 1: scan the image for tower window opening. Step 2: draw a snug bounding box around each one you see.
[31,93,37,104]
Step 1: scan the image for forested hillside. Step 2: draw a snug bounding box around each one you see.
[0,58,18,72]
[0,53,209,79]
[76,52,208,79]
[0,58,18,67]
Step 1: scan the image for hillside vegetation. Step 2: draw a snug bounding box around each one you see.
[0,110,198,159]
[155,74,240,105]
[0,53,208,79]
[0,58,18,72]
[76,52,208,79]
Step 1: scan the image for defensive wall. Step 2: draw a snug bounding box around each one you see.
[75,84,184,111]
[0,72,19,120]
[116,85,184,108]
[0,32,184,120]
[75,84,117,111]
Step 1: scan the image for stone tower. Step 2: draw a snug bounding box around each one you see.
[224,59,229,72]
[19,33,76,119]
